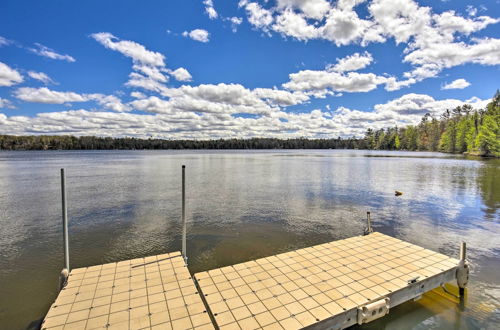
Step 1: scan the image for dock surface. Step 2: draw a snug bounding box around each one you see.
[42,251,213,330]
[194,232,459,329]
[43,233,460,329]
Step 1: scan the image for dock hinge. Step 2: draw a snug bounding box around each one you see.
[357,297,390,325]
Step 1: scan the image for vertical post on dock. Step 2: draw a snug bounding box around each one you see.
[364,212,373,235]
[182,165,187,266]
[59,168,70,290]
[457,241,469,298]
[61,168,70,271]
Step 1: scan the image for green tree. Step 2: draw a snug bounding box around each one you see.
[476,115,500,156]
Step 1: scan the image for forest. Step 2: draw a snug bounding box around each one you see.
[1,92,498,156]
[358,91,500,157]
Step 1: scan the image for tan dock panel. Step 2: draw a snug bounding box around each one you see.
[194,232,459,330]
[42,251,213,330]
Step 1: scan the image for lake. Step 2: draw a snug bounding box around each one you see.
[0,150,498,330]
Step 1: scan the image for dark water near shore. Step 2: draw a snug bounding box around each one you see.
[0,150,498,330]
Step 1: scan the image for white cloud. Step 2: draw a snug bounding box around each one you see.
[203,0,218,19]
[13,87,130,112]
[327,52,373,73]
[0,62,23,87]
[239,0,500,83]
[239,1,274,31]
[466,6,477,17]
[253,88,309,106]
[30,43,75,62]
[225,16,243,33]
[283,69,387,96]
[130,91,146,99]
[125,73,169,93]
[0,36,11,47]
[320,7,371,46]
[169,68,193,82]
[441,78,471,90]
[276,0,331,20]
[182,29,210,43]
[28,71,55,85]
[0,97,15,109]
[273,10,320,40]
[0,93,489,139]
[373,93,487,116]
[132,64,168,82]
[91,32,165,67]
[129,96,173,114]
[403,38,500,76]
[14,87,89,104]
[96,95,131,112]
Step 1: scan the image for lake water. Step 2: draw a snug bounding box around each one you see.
[0,150,498,330]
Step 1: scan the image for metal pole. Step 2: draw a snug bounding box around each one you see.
[458,242,467,297]
[61,168,70,271]
[364,212,373,235]
[460,242,466,261]
[182,165,187,265]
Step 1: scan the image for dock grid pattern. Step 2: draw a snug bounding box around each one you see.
[42,232,459,330]
[42,251,213,330]
[194,232,459,330]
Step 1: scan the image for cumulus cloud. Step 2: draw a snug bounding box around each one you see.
[91,32,165,67]
[14,87,92,104]
[283,69,387,97]
[91,33,181,94]
[132,64,168,82]
[0,62,23,87]
[239,1,274,31]
[130,91,146,99]
[203,0,218,19]
[441,78,471,90]
[169,68,193,82]
[29,43,75,62]
[239,0,500,83]
[0,93,489,139]
[276,0,331,20]
[182,29,210,43]
[327,52,374,73]
[13,87,130,112]
[125,72,169,93]
[28,71,55,85]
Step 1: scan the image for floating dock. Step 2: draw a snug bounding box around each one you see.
[42,168,468,329]
[194,232,462,330]
[42,232,466,330]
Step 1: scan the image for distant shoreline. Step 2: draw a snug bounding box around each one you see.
[0,135,497,158]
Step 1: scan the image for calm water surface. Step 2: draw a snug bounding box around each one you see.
[0,150,498,330]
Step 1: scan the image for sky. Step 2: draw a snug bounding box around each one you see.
[0,0,499,139]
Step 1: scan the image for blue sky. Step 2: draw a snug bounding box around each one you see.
[0,0,499,138]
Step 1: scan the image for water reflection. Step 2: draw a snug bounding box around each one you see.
[0,150,498,329]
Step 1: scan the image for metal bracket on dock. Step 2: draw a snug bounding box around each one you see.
[357,297,390,325]
[59,268,69,290]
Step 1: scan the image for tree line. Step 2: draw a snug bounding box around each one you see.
[0,91,498,156]
[358,91,499,157]
[0,135,361,150]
